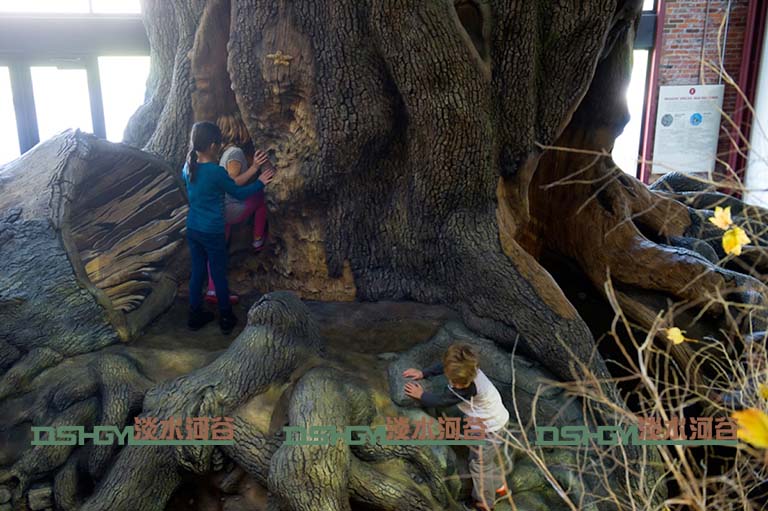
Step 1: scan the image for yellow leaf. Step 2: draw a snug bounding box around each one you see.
[722,226,751,256]
[665,327,698,345]
[760,383,768,400]
[732,408,768,448]
[709,206,733,230]
[666,327,686,345]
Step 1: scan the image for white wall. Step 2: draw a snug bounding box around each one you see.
[744,16,768,207]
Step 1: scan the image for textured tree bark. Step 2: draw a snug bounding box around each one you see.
[216,0,625,392]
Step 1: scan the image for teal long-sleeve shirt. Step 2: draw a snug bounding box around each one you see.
[182,161,265,233]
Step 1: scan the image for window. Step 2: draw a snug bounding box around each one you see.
[0,8,148,155]
[613,49,650,176]
[98,56,150,142]
[643,0,655,11]
[0,67,20,164]
[31,66,93,141]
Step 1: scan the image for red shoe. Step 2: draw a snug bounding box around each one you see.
[495,484,508,497]
[205,291,239,305]
[466,503,492,511]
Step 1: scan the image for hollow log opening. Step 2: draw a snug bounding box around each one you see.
[0,131,188,351]
[68,148,188,331]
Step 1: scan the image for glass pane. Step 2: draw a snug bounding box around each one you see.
[31,66,93,141]
[0,0,89,13]
[98,56,150,142]
[91,0,141,14]
[643,0,655,11]
[0,67,20,165]
[612,50,650,177]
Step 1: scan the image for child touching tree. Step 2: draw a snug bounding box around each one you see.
[403,343,510,511]
[182,121,275,334]
[204,113,272,305]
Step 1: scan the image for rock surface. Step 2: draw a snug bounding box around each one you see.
[27,484,53,510]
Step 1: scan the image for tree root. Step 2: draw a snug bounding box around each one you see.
[524,126,768,410]
[267,365,461,511]
[77,292,323,510]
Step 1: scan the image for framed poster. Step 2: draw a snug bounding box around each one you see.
[651,84,724,174]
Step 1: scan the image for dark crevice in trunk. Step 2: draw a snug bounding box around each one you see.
[454,0,488,61]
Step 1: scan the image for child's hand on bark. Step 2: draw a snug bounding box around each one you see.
[402,368,424,380]
[253,150,270,167]
[404,381,424,399]
[258,168,275,185]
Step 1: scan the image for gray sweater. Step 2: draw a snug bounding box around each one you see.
[219,146,249,207]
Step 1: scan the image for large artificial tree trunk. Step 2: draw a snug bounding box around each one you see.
[1,0,766,510]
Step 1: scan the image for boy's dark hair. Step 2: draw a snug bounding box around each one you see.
[187,121,223,183]
[443,343,478,387]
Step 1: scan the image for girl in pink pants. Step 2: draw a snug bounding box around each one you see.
[224,191,267,246]
[205,113,270,304]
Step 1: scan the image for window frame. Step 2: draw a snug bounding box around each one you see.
[0,14,147,155]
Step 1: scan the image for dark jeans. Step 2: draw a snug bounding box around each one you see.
[187,228,231,314]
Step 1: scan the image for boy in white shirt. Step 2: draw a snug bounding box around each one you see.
[403,343,510,511]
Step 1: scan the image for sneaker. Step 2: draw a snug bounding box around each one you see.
[219,310,238,335]
[496,484,508,497]
[252,237,265,251]
[188,308,215,331]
